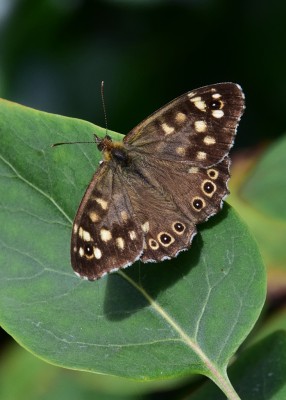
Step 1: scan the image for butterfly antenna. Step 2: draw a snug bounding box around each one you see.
[52,82,107,148]
[101,80,108,137]
[51,140,96,147]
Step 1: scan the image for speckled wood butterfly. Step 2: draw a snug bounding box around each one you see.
[71,83,245,280]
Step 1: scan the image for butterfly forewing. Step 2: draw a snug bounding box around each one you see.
[71,163,144,279]
[124,83,244,167]
[71,82,245,279]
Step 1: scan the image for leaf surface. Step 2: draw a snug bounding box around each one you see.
[0,99,266,398]
[229,136,286,276]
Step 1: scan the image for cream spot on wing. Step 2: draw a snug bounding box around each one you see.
[161,122,175,135]
[207,168,219,179]
[100,228,112,242]
[129,230,136,240]
[197,151,207,160]
[212,93,221,99]
[188,166,199,174]
[95,198,108,210]
[176,146,186,156]
[73,246,77,252]
[121,210,128,222]
[94,247,102,259]
[212,109,224,118]
[203,135,216,145]
[116,237,125,250]
[194,120,207,133]
[89,211,100,222]
[78,227,84,238]
[149,238,159,250]
[190,96,206,111]
[141,221,150,233]
[73,224,78,234]
[79,247,84,257]
[175,112,187,123]
[82,230,92,242]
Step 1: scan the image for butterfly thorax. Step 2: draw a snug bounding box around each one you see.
[96,135,130,167]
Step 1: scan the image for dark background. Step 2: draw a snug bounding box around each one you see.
[1,0,286,397]
[1,0,286,148]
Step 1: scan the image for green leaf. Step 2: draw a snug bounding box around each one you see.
[229,136,286,272]
[190,331,286,400]
[0,99,266,399]
[252,308,286,345]
[240,136,286,219]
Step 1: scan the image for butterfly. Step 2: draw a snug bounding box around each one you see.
[71,83,245,280]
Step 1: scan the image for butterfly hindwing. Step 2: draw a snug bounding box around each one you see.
[120,155,230,262]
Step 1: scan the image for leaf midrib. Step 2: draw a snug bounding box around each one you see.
[118,271,241,399]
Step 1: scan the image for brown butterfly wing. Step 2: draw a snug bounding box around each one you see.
[124,82,244,167]
[71,82,244,279]
[71,163,144,280]
[119,156,230,262]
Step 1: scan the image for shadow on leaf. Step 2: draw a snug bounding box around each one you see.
[103,205,230,320]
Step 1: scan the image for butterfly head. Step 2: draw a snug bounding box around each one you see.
[94,134,112,151]
[94,134,130,166]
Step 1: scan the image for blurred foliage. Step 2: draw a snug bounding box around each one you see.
[229,136,286,296]
[1,0,286,399]
[1,0,286,146]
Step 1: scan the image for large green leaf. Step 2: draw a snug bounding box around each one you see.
[0,99,266,398]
